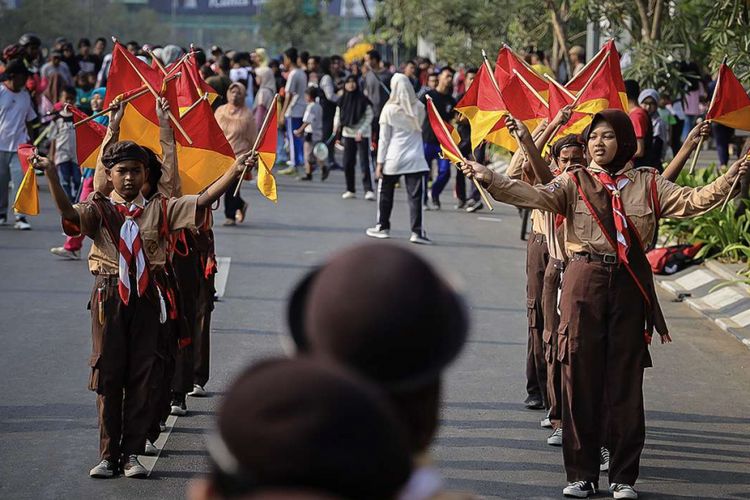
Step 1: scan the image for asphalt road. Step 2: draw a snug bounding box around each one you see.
[1,169,749,499]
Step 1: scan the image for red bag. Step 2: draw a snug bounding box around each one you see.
[646,244,703,275]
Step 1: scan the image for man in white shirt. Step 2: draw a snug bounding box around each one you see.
[279,47,308,175]
[0,60,38,229]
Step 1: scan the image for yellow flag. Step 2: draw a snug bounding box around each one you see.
[14,163,39,216]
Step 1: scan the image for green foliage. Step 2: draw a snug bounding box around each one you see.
[259,0,342,54]
[703,0,750,84]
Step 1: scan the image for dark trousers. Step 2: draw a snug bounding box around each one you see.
[559,257,651,485]
[88,276,159,462]
[58,160,81,203]
[713,122,734,167]
[342,137,372,193]
[223,179,245,221]
[526,233,549,405]
[194,273,215,387]
[286,116,305,167]
[377,172,425,235]
[542,257,564,426]
[423,142,451,203]
[171,248,200,396]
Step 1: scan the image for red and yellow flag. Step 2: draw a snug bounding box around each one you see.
[119,76,183,155]
[104,42,164,108]
[175,97,236,195]
[69,106,106,169]
[426,95,465,165]
[495,46,549,100]
[13,144,39,216]
[455,63,508,151]
[184,52,219,105]
[706,63,750,131]
[255,98,279,202]
[566,39,627,110]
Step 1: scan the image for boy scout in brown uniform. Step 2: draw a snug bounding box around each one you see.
[33,130,255,478]
[461,109,747,499]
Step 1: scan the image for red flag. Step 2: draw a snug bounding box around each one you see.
[706,63,750,131]
[503,71,547,120]
[426,95,465,165]
[183,52,219,105]
[455,63,508,151]
[495,46,548,98]
[104,42,164,108]
[566,39,627,110]
[68,106,107,169]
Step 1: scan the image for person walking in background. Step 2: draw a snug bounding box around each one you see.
[215,82,257,226]
[366,74,432,245]
[294,87,327,182]
[253,48,276,129]
[454,67,484,211]
[420,66,456,210]
[569,46,586,77]
[318,57,340,171]
[335,75,374,200]
[47,88,79,203]
[363,49,392,160]
[0,60,37,230]
[279,47,307,176]
[639,89,669,167]
[205,56,232,108]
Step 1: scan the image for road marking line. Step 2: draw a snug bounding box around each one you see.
[215,257,231,298]
[477,216,503,223]
[143,414,177,477]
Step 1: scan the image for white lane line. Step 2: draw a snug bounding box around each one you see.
[214,257,231,298]
[143,414,178,477]
[477,216,503,223]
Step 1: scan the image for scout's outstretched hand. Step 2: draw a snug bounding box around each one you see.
[459,161,494,188]
[31,154,80,224]
[686,121,710,148]
[197,152,258,208]
[727,157,750,184]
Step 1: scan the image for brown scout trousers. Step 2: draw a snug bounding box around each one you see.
[542,257,564,427]
[88,275,160,462]
[558,255,652,486]
[171,245,200,395]
[526,232,549,405]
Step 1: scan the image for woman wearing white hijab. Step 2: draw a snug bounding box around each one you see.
[366,73,432,245]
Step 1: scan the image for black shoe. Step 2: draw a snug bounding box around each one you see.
[524,395,545,410]
[563,480,598,498]
[298,173,313,181]
[321,165,330,181]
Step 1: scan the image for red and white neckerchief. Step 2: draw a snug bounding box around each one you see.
[115,203,149,304]
[594,171,631,264]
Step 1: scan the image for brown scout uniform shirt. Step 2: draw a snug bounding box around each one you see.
[64,191,201,275]
[488,161,736,257]
[505,153,546,234]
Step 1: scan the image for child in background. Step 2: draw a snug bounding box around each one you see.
[294,87,328,181]
[48,87,79,202]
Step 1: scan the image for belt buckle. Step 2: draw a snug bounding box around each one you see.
[602,253,617,264]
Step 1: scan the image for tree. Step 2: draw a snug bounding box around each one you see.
[258,0,341,54]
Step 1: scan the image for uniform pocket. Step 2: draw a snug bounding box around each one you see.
[626,202,654,243]
[557,323,569,364]
[573,198,594,241]
[140,229,161,262]
[527,298,540,329]
[88,354,101,392]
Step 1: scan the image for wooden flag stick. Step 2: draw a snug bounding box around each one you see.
[544,74,576,99]
[180,93,209,118]
[688,56,727,175]
[512,69,549,108]
[482,49,526,159]
[720,151,750,211]
[233,94,279,197]
[426,96,494,211]
[113,37,193,145]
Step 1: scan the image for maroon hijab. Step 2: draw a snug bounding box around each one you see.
[583,109,637,172]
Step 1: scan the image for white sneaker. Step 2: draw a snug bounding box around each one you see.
[541,417,552,428]
[50,247,80,260]
[600,447,610,472]
[144,440,158,456]
[89,459,117,478]
[409,232,433,245]
[610,484,638,499]
[14,219,31,230]
[547,427,562,446]
[170,401,187,416]
[0,216,7,225]
[364,191,376,201]
[188,384,207,397]
[341,191,356,199]
[365,225,390,239]
[122,455,148,478]
[563,480,597,498]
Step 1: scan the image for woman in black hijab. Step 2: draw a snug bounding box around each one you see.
[335,75,375,200]
[459,109,748,499]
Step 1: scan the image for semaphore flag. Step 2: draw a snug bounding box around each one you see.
[706,63,750,131]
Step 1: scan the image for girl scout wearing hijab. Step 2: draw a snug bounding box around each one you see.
[460,109,749,499]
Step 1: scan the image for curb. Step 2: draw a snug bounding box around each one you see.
[656,260,750,351]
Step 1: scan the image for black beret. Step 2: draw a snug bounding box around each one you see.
[101,140,149,169]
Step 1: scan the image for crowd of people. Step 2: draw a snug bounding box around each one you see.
[1,31,749,500]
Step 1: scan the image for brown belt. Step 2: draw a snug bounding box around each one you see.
[572,252,619,265]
